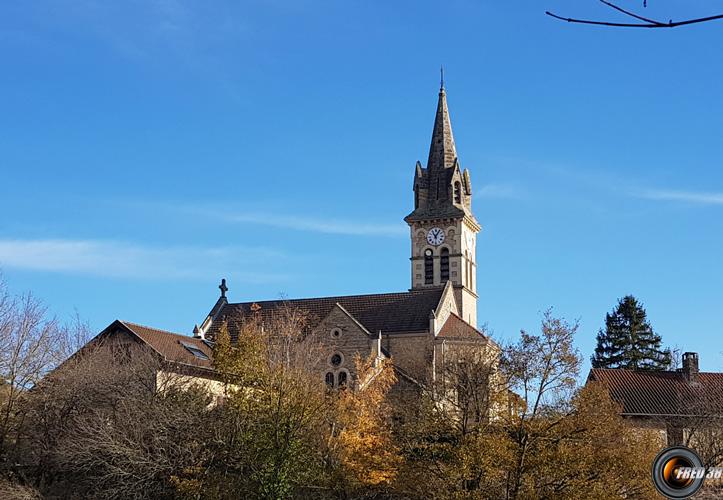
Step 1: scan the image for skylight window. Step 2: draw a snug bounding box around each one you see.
[180,341,209,360]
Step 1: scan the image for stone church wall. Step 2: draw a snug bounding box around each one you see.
[385,332,431,381]
[312,306,375,387]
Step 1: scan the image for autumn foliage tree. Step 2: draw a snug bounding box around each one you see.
[190,307,401,499]
[3,286,668,499]
[327,354,400,495]
[392,311,660,499]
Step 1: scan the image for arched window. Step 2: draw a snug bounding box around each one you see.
[440,248,450,282]
[424,249,434,285]
[338,371,348,388]
[454,182,462,204]
[325,372,335,388]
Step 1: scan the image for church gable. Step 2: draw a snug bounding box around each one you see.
[432,281,460,336]
[311,304,378,388]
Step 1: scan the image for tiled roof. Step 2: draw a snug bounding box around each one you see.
[120,321,214,370]
[437,312,487,340]
[588,368,723,417]
[207,289,444,340]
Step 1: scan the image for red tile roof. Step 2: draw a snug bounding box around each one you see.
[120,321,214,371]
[437,313,487,340]
[588,368,723,417]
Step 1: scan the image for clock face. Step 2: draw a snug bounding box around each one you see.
[426,227,445,246]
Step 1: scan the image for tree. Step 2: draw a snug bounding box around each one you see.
[391,335,508,498]
[592,295,671,370]
[500,311,582,498]
[328,354,400,495]
[199,306,402,499]
[200,312,330,499]
[547,1,723,29]
[18,339,214,500]
[393,311,660,499]
[0,277,91,476]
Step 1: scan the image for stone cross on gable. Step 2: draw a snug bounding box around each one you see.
[219,278,228,298]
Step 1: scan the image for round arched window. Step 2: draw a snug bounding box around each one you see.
[424,249,434,285]
[330,353,343,367]
[338,370,348,387]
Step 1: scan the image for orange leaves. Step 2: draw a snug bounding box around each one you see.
[332,355,402,489]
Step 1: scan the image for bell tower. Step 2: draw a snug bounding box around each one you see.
[404,82,481,326]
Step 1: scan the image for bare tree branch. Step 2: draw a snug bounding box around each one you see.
[598,0,664,25]
[547,1,723,29]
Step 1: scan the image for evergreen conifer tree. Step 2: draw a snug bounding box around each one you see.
[591,295,672,370]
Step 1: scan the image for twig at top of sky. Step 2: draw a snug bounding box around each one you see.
[546,0,723,29]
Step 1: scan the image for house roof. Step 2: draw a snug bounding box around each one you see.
[437,312,487,340]
[588,368,723,417]
[206,288,444,341]
[119,321,214,370]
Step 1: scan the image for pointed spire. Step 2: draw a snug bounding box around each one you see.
[427,78,457,172]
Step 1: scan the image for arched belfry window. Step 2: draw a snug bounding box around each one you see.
[424,249,434,285]
[338,371,348,388]
[454,182,462,204]
[325,372,334,388]
[440,248,450,282]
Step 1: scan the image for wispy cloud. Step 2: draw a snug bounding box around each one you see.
[0,239,287,283]
[519,159,723,208]
[142,203,407,237]
[477,183,525,200]
[634,189,723,206]
[219,212,406,237]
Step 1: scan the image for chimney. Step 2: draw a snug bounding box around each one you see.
[682,352,699,382]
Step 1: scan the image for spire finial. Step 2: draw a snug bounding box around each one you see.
[440,65,445,91]
[219,278,228,298]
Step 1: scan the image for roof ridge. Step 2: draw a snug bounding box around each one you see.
[334,303,372,336]
[225,288,444,306]
[592,367,723,376]
[120,320,194,341]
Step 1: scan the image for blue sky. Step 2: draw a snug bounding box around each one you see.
[1,0,722,373]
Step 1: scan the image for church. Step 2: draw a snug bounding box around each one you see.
[89,83,493,392]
